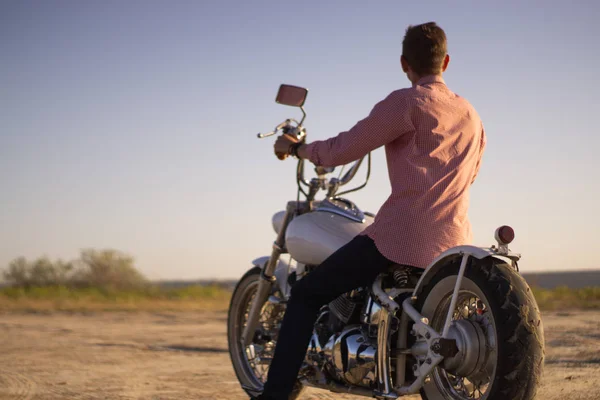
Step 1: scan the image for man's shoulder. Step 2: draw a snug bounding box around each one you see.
[378,88,415,106]
[388,87,416,98]
[452,93,482,123]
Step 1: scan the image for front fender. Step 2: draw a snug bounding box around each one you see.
[252,256,270,268]
[251,256,293,299]
[412,245,518,298]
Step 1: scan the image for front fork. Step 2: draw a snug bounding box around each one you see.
[242,202,298,346]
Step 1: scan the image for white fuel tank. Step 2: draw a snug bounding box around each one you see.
[281,200,375,266]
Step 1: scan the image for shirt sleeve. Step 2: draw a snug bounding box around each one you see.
[304,91,413,167]
[471,122,487,184]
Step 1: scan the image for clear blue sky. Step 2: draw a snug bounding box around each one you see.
[1,1,599,279]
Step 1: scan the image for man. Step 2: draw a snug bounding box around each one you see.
[256,22,486,400]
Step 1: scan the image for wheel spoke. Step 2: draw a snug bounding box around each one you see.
[431,290,497,400]
[238,287,286,386]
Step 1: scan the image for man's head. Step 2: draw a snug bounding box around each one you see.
[401,22,449,83]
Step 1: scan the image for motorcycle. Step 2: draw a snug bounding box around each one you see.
[227,84,544,400]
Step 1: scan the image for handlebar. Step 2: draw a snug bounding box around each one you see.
[339,157,364,186]
[257,118,370,201]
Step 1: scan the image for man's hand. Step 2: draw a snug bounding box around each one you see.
[274,134,299,160]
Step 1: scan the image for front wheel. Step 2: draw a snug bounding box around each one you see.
[227,267,304,400]
[418,257,544,400]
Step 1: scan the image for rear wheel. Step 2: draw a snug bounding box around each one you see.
[418,257,544,400]
[227,267,304,399]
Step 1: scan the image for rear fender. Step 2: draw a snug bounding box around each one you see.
[251,256,292,299]
[412,245,519,298]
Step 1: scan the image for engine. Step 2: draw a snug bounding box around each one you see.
[306,292,382,388]
[322,326,377,386]
[304,266,418,389]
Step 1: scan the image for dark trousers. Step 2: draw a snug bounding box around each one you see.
[260,235,393,400]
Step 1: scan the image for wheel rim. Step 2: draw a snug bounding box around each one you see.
[424,278,498,400]
[234,279,285,388]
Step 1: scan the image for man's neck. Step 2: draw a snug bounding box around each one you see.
[410,73,444,86]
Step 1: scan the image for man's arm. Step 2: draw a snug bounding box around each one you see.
[275,91,413,166]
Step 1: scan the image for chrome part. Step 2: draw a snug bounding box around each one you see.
[309,331,323,354]
[442,254,469,338]
[364,297,383,326]
[251,255,294,300]
[429,293,497,399]
[297,159,311,187]
[233,277,286,391]
[371,275,400,313]
[243,277,274,346]
[442,320,487,376]
[241,302,285,384]
[370,275,412,395]
[257,130,277,138]
[339,156,364,186]
[322,326,377,387]
[326,177,341,198]
[376,307,393,394]
[336,152,372,197]
[421,276,499,400]
[315,198,365,223]
[243,202,296,345]
[257,119,293,139]
[299,106,307,126]
[345,333,377,386]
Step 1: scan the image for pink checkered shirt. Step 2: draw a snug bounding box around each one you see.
[305,75,486,268]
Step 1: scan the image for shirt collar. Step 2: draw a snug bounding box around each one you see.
[413,75,446,88]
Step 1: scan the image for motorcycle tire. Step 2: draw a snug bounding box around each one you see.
[417,257,544,400]
[227,267,304,400]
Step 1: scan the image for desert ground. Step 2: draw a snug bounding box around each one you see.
[0,310,598,400]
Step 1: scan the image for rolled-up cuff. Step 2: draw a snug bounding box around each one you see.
[304,141,324,166]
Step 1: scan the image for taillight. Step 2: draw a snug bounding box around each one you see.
[495,225,515,245]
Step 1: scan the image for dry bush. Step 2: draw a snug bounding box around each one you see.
[3,257,74,288]
[72,249,147,290]
[2,249,147,291]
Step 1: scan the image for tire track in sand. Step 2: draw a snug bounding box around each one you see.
[0,369,37,400]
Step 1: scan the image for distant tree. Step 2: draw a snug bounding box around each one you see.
[2,249,146,290]
[3,257,30,287]
[2,257,74,287]
[30,257,74,286]
[74,249,147,290]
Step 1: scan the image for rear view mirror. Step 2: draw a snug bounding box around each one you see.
[276,84,308,107]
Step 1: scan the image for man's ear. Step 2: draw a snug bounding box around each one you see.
[442,54,450,72]
[400,55,410,73]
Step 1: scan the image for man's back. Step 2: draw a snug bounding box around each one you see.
[304,75,485,268]
[363,75,486,268]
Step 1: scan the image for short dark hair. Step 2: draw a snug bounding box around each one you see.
[402,22,447,76]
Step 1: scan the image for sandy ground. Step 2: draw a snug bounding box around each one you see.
[0,310,598,400]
